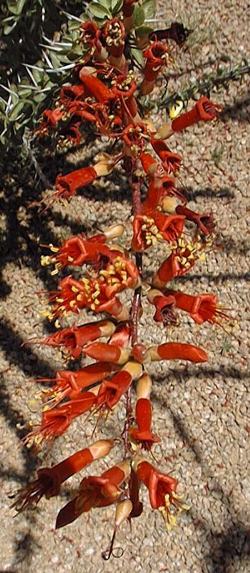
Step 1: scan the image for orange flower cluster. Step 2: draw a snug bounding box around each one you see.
[14,1,228,558]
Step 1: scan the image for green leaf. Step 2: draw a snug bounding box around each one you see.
[100,0,112,9]
[88,2,111,18]
[7,0,27,16]
[8,100,25,121]
[18,86,33,97]
[111,0,123,14]
[136,25,153,37]
[130,47,144,68]
[133,5,145,28]
[142,0,156,19]
[3,17,17,35]
[33,92,47,104]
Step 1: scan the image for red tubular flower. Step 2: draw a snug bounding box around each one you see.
[147,342,208,363]
[176,205,215,236]
[40,361,115,408]
[132,212,185,251]
[48,252,138,320]
[122,123,149,153]
[12,439,113,512]
[78,72,114,103]
[42,108,66,128]
[143,41,168,82]
[80,20,102,54]
[97,362,143,410]
[152,252,188,287]
[140,152,158,176]
[56,460,131,528]
[130,398,160,450]
[134,460,188,529]
[34,320,116,358]
[102,18,126,58]
[59,84,85,106]
[151,138,181,174]
[142,176,181,212]
[55,166,97,200]
[129,469,143,518]
[83,342,130,365]
[42,235,125,273]
[112,73,138,118]
[41,235,105,271]
[97,370,132,410]
[109,322,131,348]
[166,290,229,325]
[96,296,129,321]
[147,289,178,326]
[49,276,89,318]
[24,394,97,448]
[112,73,137,100]
[152,235,211,288]
[172,96,221,132]
[99,254,140,298]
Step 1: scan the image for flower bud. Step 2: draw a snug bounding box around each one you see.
[115,499,133,527]
[162,196,178,213]
[89,439,114,461]
[104,224,125,239]
[136,373,152,399]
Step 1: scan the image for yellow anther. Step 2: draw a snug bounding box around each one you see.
[67,256,74,262]
[40,255,52,267]
[71,286,79,293]
[82,278,90,286]
[92,291,100,299]
[150,225,159,234]
[120,271,128,279]
[49,244,59,253]
[40,310,50,318]
[178,238,186,248]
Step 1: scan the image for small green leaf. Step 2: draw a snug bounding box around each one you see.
[18,86,33,97]
[130,47,144,68]
[142,0,156,20]
[88,2,111,18]
[133,5,145,28]
[111,0,123,14]
[136,25,153,38]
[8,100,25,121]
[33,92,47,104]
[100,0,112,9]
[3,18,17,35]
[7,0,27,16]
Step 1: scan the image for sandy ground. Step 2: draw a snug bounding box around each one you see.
[0,1,249,572]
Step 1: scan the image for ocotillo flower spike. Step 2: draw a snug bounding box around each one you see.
[14,0,226,558]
